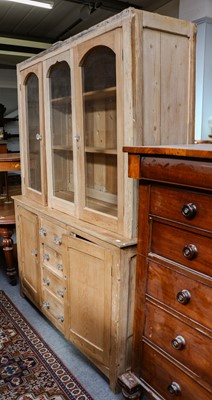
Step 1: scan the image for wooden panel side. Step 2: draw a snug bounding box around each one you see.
[142,28,161,145]
[160,32,190,144]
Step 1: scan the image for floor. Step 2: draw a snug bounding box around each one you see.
[0,252,124,400]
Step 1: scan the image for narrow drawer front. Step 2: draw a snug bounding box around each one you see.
[140,343,211,400]
[151,221,211,277]
[39,219,66,248]
[150,185,212,231]
[144,302,211,385]
[41,289,64,331]
[42,267,66,302]
[42,244,64,277]
[147,261,211,330]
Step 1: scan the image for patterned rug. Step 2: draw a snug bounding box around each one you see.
[0,290,94,400]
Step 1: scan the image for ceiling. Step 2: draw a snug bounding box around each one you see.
[0,0,175,68]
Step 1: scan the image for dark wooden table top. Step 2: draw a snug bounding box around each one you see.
[0,202,15,225]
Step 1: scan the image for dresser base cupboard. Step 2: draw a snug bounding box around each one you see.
[119,144,212,399]
[15,196,137,391]
[15,7,196,392]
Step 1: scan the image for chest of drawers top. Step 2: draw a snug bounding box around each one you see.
[124,144,212,191]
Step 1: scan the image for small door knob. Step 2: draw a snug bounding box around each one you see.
[181,203,197,219]
[183,244,198,260]
[167,382,181,396]
[36,133,42,141]
[176,289,191,305]
[171,335,186,350]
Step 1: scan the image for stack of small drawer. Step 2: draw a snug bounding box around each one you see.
[39,218,67,334]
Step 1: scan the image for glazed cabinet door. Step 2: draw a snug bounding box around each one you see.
[15,206,40,307]
[74,29,124,233]
[43,51,76,215]
[65,234,112,377]
[18,63,47,205]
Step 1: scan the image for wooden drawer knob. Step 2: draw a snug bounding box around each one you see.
[176,289,191,305]
[171,335,186,350]
[181,203,197,219]
[167,382,181,396]
[183,244,198,260]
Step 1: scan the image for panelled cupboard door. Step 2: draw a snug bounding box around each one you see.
[19,63,47,205]
[43,51,76,216]
[16,206,40,307]
[65,235,112,377]
[73,28,124,234]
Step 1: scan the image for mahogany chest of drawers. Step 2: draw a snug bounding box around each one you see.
[121,145,212,400]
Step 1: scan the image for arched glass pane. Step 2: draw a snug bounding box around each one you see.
[82,46,117,216]
[26,73,41,192]
[49,61,74,202]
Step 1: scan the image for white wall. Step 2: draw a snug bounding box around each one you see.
[179,0,212,20]
[179,0,212,140]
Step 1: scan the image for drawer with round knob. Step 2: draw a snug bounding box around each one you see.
[39,219,66,249]
[140,342,212,400]
[42,267,66,303]
[150,220,211,277]
[41,289,65,333]
[144,301,211,385]
[147,261,211,330]
[149,185,212,231]
[42,244,65,278]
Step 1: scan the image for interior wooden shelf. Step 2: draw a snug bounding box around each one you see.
[52,145,73,151]
[55,190,74,202]
[86,196,117,216]
[83,87,116,101]
[51,96,71,104]
[85,146,117,155]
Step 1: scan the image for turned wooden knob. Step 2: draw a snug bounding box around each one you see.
[183,244,198,260]
[176,289,191,305]
[167,382,181,396]
[181,203,197,219]
[171,335,186,350]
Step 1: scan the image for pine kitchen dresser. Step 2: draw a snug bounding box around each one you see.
[14,8,196,391]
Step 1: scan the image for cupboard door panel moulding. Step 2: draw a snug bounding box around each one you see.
[15,205,40,308]
[19,63,47,205]
[65,235,112,377]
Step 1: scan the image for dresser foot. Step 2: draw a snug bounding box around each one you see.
[118,372,142,400]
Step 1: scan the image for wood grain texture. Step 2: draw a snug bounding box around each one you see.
[126,144,212,399]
